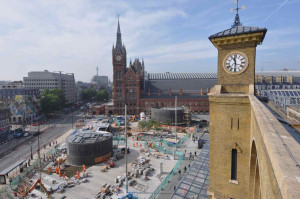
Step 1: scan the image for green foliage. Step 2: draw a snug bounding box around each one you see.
[138,120,161,131]
[82,89,96,100]
[138,121,147,130]
[40,89,66,115]
[96,89,109,102]
[165,120,171,126]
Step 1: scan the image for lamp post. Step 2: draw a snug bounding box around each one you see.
[174,96,177,159]
[37,124,41,180]
[125,105,129,194]
[71,108,74,129]
[29,142,33,160]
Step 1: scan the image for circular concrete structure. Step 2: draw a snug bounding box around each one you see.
[151,107,184,124]
[66,130,112,166]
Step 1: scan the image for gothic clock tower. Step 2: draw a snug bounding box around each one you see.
[112,18,127,114]
[207,1,267,198]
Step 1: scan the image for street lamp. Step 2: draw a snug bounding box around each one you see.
[71,108,74,129]
[29,142,33,160]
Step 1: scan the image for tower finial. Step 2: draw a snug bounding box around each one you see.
[116,15,122,50]
[117,14,121,34]
[230,0,245,27]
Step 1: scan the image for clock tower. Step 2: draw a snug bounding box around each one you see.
[112,17,127,114]
[207,1,267,198]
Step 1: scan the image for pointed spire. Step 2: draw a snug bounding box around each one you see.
[117,16,121,34]
[116,15,122,50]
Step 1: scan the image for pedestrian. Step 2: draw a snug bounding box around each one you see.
[188,164,190,169]
[184,166,187,172]
[184,149,186,154]
[195,151,197,157]
[174,185,176,192]
[178,169,181,175]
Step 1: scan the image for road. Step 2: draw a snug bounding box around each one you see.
[0,112,83,173]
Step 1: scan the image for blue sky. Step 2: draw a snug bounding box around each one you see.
[0,0,299,82]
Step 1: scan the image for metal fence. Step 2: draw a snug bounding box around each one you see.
[9,145,59,190]
[148,149,184,199]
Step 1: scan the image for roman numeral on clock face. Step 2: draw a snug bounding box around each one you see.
[224,53,248,74]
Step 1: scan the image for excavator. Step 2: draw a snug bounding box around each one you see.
[23,178,52,199]
[129,115,136,122]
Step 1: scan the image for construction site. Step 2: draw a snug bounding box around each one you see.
[0,113,208,199]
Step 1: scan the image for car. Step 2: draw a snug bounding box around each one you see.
[24,133,30,137]
[97,117,103,121]
[14,133,23,138]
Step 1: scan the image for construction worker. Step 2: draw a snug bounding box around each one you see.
[59,170,61,177]
[63,173,66,180]
[55,167,58,174]
[48,167,51,174]
[76,171,80,180]
[83,164,86,172]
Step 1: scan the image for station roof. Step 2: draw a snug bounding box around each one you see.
[148,71,300,80]
[209,25,267,40]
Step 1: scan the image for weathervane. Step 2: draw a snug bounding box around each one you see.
[230,0,245,27]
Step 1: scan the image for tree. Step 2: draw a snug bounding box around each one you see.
[96,89,109,102]
[82,89,96,101]
[40,89,66,115]
[138,121,147,130]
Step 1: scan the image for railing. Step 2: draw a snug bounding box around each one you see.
[148,149,184,199]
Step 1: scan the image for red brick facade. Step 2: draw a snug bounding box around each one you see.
[112,20,210,116]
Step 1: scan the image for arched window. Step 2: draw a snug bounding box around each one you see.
[231,149,237,180]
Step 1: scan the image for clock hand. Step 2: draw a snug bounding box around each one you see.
[233,58,237,68]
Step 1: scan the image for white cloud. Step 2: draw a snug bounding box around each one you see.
[0,0,299,81]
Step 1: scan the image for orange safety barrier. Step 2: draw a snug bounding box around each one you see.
[83,164,86,172]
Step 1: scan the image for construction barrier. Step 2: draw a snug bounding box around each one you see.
[148,150,184,199]
[9,145,59,190]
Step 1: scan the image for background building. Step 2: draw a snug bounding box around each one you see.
[0,108,11,144]
[0,88,40,124]
[23,70,76,104]
[0,81,24,89]
[91,67,109,90]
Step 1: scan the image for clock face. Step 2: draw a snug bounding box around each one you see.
[223,52,248,74]
[116,55,122,61]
